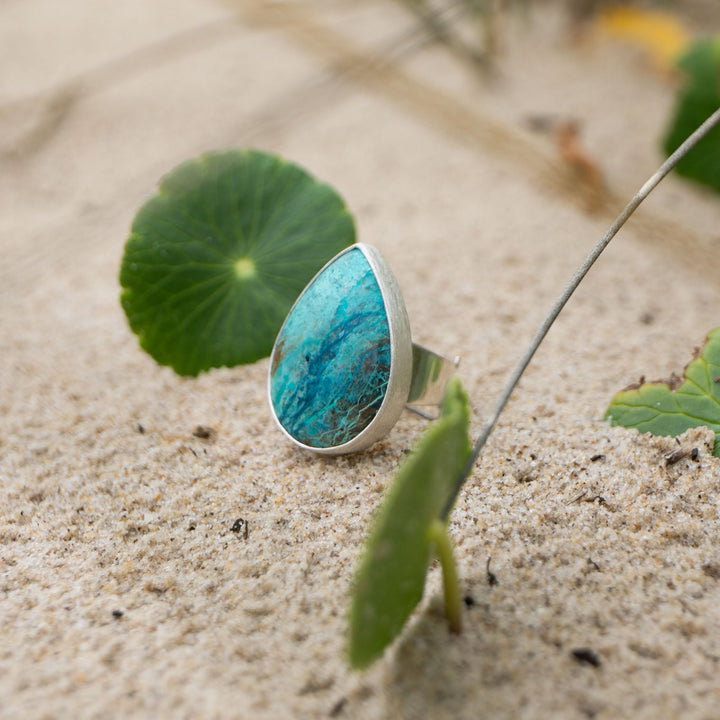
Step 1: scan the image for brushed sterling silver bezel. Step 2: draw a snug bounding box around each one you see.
[267,243,412,455]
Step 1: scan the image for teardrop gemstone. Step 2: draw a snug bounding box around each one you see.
[269,247,393,450]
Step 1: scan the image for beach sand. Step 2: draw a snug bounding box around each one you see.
[2,1,720,717]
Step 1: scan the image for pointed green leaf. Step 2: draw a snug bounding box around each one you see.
[662,37,720,193]
[119,149,355,376]
[605,328,720,456]
[348,377,471,670]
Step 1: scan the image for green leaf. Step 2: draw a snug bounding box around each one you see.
[348,376,471,670]
[119,149,355,376]
[662,36,720,193]
[605,328,720,456]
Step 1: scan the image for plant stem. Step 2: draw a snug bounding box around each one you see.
[441,105,720,520]
[428,519,462,633]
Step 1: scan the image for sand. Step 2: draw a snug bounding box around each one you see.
[2,1,720,718]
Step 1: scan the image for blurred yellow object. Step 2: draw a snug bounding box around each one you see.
[599,6,691,71]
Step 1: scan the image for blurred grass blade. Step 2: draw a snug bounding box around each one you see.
[348,377,470,670]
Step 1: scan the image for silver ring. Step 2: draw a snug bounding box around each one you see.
[268,243,457,455]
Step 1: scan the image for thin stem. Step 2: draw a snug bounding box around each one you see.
[428,519,462,633]
[441,105,720,520]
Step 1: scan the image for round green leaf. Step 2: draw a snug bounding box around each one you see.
[119,149,355,376]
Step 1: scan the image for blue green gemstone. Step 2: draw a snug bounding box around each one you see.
[270,247,391,448]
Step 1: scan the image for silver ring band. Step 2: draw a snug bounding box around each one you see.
[409,344,459,406]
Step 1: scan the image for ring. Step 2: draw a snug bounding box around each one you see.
[268,243,457,454]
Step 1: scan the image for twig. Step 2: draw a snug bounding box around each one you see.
[441,105,720,520]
